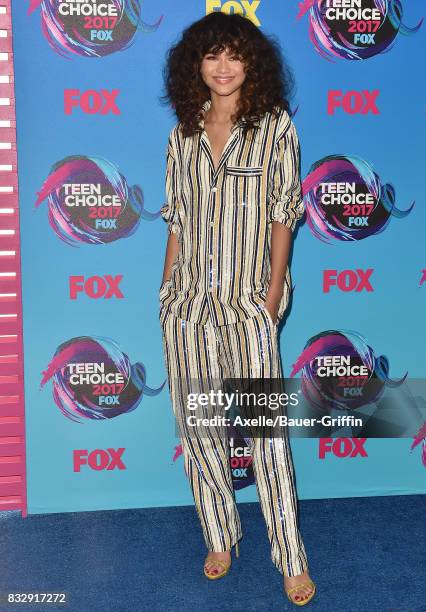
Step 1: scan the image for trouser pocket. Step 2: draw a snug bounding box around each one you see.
[259,302,277,328]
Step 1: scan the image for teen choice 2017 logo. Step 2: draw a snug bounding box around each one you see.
[297,0,423,61]
[172,428,255,490]
[27,0,162,58]
[35,155,159,246]
[302,155,414,243]
[290,329,406,411]
[41,336,165,422]
[292,330,426,466]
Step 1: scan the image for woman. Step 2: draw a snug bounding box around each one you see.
[158,11,315,606]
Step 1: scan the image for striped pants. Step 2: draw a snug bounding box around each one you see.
[159,304,308,577]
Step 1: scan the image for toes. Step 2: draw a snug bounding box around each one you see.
[288,582,314,603]
[204,553,231,577]
[293,592,307,602]
[204,561,220,574]
[298,586,314,601]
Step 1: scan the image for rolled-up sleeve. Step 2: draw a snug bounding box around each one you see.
[160,133,181,236]
[267,119,304,232]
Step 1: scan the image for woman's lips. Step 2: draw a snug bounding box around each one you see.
[213,77,234,83]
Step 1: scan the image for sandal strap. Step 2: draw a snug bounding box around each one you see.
[204,559,230,572]
[286,581,315,595]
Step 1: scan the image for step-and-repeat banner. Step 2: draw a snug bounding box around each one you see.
[12,1,425,514]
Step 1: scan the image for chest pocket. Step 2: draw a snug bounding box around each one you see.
[225,165,264,216]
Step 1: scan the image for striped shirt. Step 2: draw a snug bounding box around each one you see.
[159,98,304,326]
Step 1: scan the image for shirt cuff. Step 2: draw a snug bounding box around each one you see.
[160,203,180,236]
[268,195,301,232]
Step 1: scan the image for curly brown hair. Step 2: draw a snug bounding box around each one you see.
[160,11,296,138]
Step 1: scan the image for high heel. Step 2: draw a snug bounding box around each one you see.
[203,541,239,580]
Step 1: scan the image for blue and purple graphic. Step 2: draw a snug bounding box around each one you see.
[290,329,407,411]
[297,0,423,61]
[302,154,414,243]
[41,335,165,422]
[27,0,163,58]
[34,155,159,245]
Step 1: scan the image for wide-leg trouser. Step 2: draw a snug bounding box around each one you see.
[159,303,308,577]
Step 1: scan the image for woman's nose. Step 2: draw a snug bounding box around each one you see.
[217,59,230,73]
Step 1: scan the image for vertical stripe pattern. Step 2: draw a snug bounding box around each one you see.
[159,100,305,326]
[160,305,309,577]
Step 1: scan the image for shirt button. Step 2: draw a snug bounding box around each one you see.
[211,187,217,192]
[210,221,214,226]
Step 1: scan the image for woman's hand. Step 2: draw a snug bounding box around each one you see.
[161,233,180,286]
[264,285,283,325]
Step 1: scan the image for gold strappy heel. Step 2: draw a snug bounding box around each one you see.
[285,579,316,606]
[203,541,239,580]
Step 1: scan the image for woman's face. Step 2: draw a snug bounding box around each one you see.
[200,47,246,98]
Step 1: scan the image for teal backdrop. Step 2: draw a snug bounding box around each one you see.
[11,1,425,513]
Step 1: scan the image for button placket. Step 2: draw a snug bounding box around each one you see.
[207,180,217,293]
[199,120,241,305]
